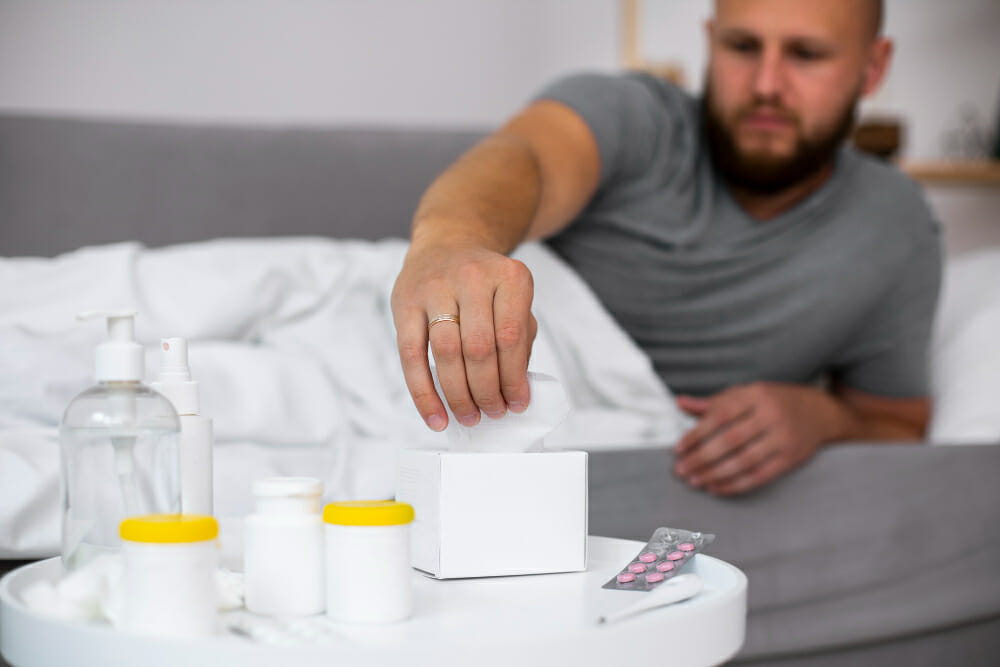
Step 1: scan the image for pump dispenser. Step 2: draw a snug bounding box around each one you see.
[152,338,214,515]
[59,311,181,572]
[82,310,144,382]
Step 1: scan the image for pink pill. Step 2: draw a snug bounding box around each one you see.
[645,571,664,583]
[617,572,635,583]
[656,561,675,572]
[639,552,657,563]
[678,542,696,552]
[628,562,647,573]
[667,551,684,561]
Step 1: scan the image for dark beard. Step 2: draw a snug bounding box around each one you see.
[701,87,857,194]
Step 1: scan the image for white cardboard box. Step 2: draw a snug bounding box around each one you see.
[396,449,588,579]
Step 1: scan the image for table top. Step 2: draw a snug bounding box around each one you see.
[2,536,746,667]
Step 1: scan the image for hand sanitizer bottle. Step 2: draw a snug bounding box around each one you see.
[59,311,181,572]
[152,337,214,516]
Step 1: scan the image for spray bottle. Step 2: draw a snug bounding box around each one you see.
[59,311,181,572]
[152,338,214,516]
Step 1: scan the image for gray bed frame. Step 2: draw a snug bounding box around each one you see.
[2,114,999,665]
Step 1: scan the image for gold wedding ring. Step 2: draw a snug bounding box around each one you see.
[428,314,460,330]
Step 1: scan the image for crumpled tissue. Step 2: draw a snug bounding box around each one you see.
[431,369,570,452]
[19,556,245,627]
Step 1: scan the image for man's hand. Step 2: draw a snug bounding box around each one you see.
[391,239,537,432]
[388,102,600,431]
[672,382,855,496]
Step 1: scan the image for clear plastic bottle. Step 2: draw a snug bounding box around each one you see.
[59,311,181,572]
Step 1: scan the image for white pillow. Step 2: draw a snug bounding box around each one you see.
[928,249,1000,444]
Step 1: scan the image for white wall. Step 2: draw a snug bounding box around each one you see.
[0,0,996,156]
[0,0,619,128]
[870,0,1000,160]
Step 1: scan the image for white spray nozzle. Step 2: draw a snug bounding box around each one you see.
[77,310,143,382]
[151,337,200,416]
[159,338,192,382]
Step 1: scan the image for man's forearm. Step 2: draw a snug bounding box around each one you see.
[831,404,926,441]
[822,387,928,443]
[411,134,542,255]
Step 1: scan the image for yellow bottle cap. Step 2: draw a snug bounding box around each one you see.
[322,500,414,526]
[120,514,219,543]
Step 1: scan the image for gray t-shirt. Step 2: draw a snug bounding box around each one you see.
[536,72,942,398]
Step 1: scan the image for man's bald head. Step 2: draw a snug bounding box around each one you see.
[715,0,884,44]
[863,0,884,41]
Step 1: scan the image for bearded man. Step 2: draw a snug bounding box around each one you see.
[390,0,941,495]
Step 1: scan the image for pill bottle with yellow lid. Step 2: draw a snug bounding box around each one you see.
[323,500,415,623]
[119,514,218,638]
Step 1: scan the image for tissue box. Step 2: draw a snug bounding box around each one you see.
[396,449,588,579]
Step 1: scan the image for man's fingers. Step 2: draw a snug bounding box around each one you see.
[493,260,534,412]
[427,303,480,427]
[677,395,710,416]
[458,287,506,419]
[675,397,754,455]
[393,251,535,428]
[396,308,447,431]
[706,455,789,497]
[676,412,765,478]
[687,433,774,487]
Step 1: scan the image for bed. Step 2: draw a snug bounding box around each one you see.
[2,113,999,665]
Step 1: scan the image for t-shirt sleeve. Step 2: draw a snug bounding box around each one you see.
[532,72,690,190]
[831,219,943,398]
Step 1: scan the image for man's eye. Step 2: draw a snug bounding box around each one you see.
[790,47,826,61]
[727,40,758,54]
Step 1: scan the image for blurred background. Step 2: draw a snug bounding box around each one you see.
[1,0,998,248]
[1,0,997,157]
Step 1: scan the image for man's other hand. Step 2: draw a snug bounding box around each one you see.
[672,382,849,496]
[391,240,537,432]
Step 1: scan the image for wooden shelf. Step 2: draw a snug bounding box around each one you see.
[901,160,1000,186]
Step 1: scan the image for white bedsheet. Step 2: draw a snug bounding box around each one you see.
[0,238,689,557]
[4,238,998,558]
[928,248,1000,444]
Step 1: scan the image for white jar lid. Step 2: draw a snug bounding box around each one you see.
[252,477,323,499]
[252,477,324,515]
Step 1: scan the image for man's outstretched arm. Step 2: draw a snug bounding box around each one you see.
[671,382,930,496]
[390,101,601,431]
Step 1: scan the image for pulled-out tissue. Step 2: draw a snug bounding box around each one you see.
[433,369,570,452]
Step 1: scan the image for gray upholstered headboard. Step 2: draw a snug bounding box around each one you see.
[0,114,486,257]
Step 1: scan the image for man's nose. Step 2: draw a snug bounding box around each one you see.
[752,45,785,104]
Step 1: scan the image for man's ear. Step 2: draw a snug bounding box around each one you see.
[861,37,893,97]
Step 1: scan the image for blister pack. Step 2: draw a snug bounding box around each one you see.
[602,527,715,591]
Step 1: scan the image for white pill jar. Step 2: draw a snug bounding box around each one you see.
[244,477,325,616]
[323,500,415,623]
[119,514,219,638]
